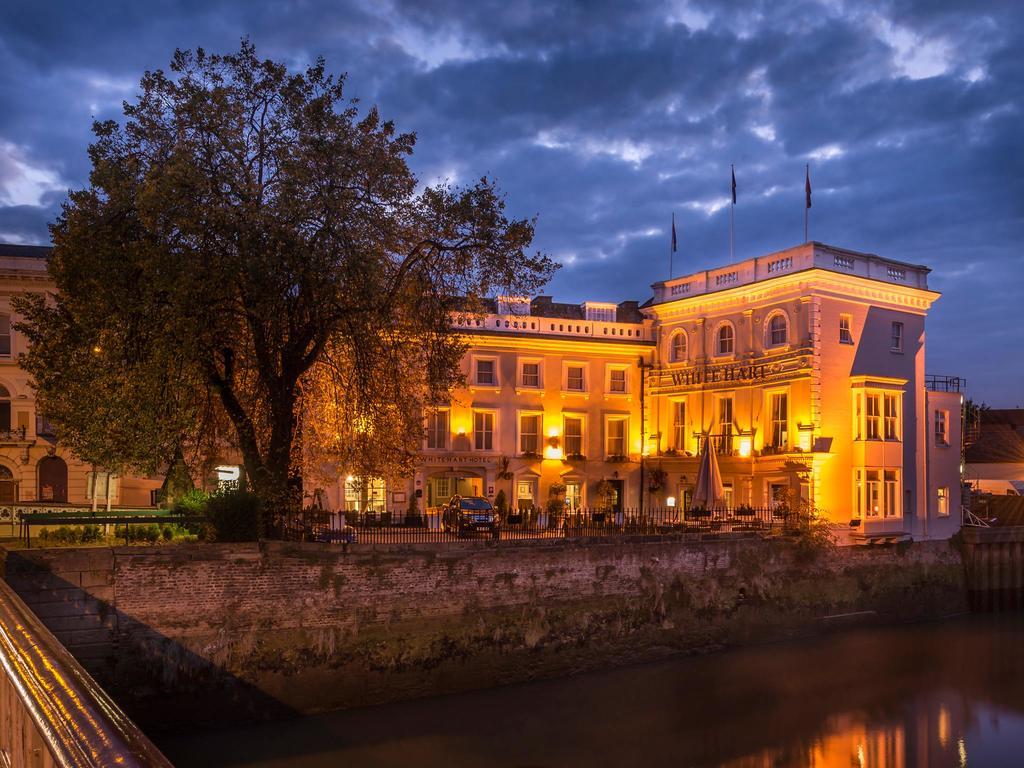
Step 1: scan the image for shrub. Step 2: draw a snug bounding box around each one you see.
[205,490,263,542]
[172,488,209,516]
[494,489,508,516]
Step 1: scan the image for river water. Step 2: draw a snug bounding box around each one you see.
[159,615,1024,767]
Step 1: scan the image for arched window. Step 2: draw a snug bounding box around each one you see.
[670,331,687,363]
[767,313,789,347]
[38,456,68,503]
[716,324,735,356]
[0,464,15,503]
[0,385,10,433]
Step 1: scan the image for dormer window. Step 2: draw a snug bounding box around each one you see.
[497,296,531,316]
[583,302,617,323]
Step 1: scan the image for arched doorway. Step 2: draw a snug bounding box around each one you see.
[38,456,68,503]
[0,465,16,503]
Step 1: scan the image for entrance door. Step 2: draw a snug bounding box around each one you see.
[608,479,624,513]
[38,456,68,503]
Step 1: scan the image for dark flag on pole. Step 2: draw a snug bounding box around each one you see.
[805,165,812,209]
[671,213,677,253]
[731,166,737,205]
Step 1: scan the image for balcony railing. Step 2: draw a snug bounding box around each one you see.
[0,426,26,443]
[926,374,966,393]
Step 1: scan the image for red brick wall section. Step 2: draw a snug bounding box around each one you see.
[0,538,966,723]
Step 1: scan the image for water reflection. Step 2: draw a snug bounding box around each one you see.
[159,615,1024,768]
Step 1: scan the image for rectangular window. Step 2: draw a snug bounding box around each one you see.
[608,368,627,394]
[606,417,627,457]
[935,410,949,445]
[35,413,56,438]
[565,481,582,511]
[564,416,583,457]
[839,314,853,345]
[717,396,733,453]
[884,394,899,441]
[854,470,863,519]
[425,410,448,450]
[475,359,496,386]
[884,470,899,518]
[344,477,386,512]
[521,362,540,388]
[723,483,734,510]
[866,394,881,440]
[473,411,494,451]
[519,413,541,454]
[769,392,788,449]
[854,393,863,440]
[0,316,10,356]
[937,487,950,517]
[516,479,536,511]
[566,365,585,392]
[672,401,686,451]
[866,470,881,517]
[890,321,904,352]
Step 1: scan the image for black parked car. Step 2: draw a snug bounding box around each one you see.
[442,495,501,538]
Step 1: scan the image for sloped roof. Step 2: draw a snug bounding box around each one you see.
[966,409,1024,463]
[0,243,51,259]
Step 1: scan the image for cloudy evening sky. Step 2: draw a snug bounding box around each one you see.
[0,0,1021,404]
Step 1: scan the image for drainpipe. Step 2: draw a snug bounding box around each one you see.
[638,355,648,513]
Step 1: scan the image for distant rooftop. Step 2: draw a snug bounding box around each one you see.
[0,243,51,259]
[650,241,934,305]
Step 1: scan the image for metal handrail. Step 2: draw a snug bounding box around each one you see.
[0,577,173,767]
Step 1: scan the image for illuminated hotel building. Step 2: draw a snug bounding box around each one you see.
[381,241,962,542]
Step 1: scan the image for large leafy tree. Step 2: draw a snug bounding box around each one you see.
[15,41,557,521]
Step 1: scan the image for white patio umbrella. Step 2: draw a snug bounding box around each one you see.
[692,435,725,510]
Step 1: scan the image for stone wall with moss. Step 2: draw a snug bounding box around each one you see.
[1,537,966,726]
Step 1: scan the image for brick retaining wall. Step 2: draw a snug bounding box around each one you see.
[1,537,966,726]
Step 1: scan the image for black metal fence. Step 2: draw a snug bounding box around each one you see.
[282,505,797,545]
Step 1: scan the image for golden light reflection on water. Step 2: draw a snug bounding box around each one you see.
[720,696,971,768]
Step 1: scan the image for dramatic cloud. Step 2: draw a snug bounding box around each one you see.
[0,0,1020,403]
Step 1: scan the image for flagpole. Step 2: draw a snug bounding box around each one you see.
[804,164,809,243]
[729,164,735,263]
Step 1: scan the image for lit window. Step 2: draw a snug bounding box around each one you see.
[769,392,788,449]
[521,362,540,388]
[767,314,788,347]
[884,395,899,440]
[891,321,904,352]
[609,368,627,393]
[937,487,950,517]
[839,314,853,345]
[717,396,733,453]
[866,394,881,440]
[519,413,541,454]
[475,359,496,386]
[935,410,949,445]
[473,411,494,451]
[671,332,687,363]
[566,365,585,392]
[565,481,582,511]
[344,476,385,512]
[717,324,735,355]
[516,479,536,511]
[866,470,881,517]
[0,315,10,356]
[564,416,583,457]
[884,470,899,517]
[606,417,627,457]
[425,410,448,450]
[672,401,686,451]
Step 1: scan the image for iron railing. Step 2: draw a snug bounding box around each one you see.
[926,374,966,393]
[283,505,797,545]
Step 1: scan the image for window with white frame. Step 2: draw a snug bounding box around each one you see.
[585,305,616,322]
[563,415,584,457]
[854,468,901,519]
[516,478,537,511]
[884,470,899,517]
[672,401,686,451]
[344,476,386,512]
[884,394,900,441]
[425,409,449,450]
[716,323,735,356]
[839,314,854,345]
[0,315,10,356]
[606,417,627,457]
[566,364,586,392]
[717,396,733,453]
[519,413,541,454]
[474,358,497,386]
[766,313,788,347]
[608,367,627,394]
[768,392,788,449]
[890,321,904,352]
[937,486,950,517]
[473,410,494,450]
[723,483,734,510]
[670,332,687,363]
[520,360,541,388]
[866,394,881,439]
[935,410,949,445]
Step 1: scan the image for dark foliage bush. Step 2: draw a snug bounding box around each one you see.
[205,490,263,542]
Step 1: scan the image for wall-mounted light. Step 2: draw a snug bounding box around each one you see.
[737,434,753,458]
[666,496,677,508]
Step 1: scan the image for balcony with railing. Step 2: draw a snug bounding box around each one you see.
[926,374,966,393]
[452,312,652,343]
